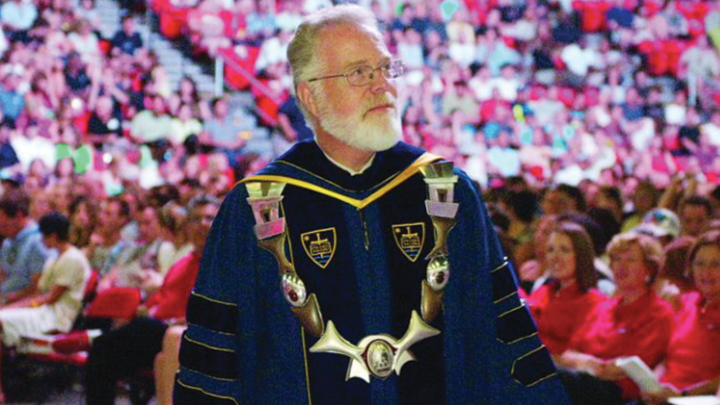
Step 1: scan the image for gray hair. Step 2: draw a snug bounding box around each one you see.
[187,194,221,219]
[287,5,381,123]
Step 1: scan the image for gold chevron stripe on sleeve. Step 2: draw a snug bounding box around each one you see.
[176,379,240,404]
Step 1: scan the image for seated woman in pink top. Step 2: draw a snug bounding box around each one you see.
[528,221,607,355]
[554,233,675,405]
[639,230,720,405]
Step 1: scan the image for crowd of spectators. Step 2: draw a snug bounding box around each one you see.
[484,175,720,405]
[0,0,276,402]
[2,0,720,207]
[0,185,219,403]
[153,0,720,190]
[0,0,271,208]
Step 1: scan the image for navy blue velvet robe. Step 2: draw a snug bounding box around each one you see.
[175,141,571,405]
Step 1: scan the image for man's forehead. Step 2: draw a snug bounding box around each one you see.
[189,206,218,223]
[194,203,219,215]
[684,204,709,215]
[341,54,391,68]
[318,24,390,65]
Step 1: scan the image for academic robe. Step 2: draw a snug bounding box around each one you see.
[175,140,571,405]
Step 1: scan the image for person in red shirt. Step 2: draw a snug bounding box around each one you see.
[573,0,611,32]
[640,231,720,405]
[84,195,220,405]
[528,221,606,355]
[554,233,675,405]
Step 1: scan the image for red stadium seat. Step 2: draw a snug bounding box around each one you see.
[11,271,152,404]
[85,287,142,320]
[159,8,190,40]
[14,270,101,366]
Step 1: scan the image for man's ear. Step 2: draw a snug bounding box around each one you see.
[297,82,319,119]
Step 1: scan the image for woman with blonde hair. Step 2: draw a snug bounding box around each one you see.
[156,201,192,276]
[68,196,98,249]
[555,232,675,405]
[130,201,193,301]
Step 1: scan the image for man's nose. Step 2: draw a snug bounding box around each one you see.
[368,70,393,94]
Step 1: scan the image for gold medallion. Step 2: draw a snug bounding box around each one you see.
[365,340,395,378]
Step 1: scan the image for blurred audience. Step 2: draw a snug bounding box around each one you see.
[84,195,219,405]
[635,231,720,404]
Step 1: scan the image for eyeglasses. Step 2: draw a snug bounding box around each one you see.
[307,59,405,87]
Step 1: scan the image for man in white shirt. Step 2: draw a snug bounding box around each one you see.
[0,0,37,39]
[0,212,90,402]
[561,41,600,78]
[130,95,172,144]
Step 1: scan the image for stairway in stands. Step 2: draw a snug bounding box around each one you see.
[95,0,215,94]
[94,0,276,158]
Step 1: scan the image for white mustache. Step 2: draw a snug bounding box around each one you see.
[364,97,396,114]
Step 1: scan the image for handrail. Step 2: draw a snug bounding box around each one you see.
[252,98,279,127]
[221,52,283,105]
[220,51,281,126]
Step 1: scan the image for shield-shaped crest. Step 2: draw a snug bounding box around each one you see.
[392,223,425,262]
[301,228,337,269]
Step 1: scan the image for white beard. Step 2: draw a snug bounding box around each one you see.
[316,94,401,152]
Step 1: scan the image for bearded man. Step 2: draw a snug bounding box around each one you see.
[175,5,570,405]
